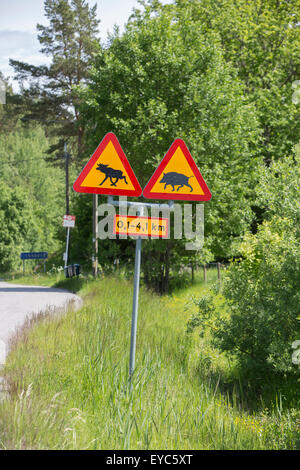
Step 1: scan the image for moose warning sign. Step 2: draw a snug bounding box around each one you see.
[73,133,142,197]
[143,139,211,201]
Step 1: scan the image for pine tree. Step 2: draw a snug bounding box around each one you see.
[10,0,100,160]
[0,72,25,134]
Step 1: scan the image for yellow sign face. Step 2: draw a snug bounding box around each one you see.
[143,139,212,201]
[149,146,205,196]
[73,133,142,197]
[81,141,135,190]
[113,215,169,238]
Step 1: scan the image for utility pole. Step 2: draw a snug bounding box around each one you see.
[92,194,98,277]
[64,142,70,215]
[64,142,70,268]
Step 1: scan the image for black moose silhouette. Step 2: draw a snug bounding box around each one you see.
[96,163,128,187]
[159,172,194,192]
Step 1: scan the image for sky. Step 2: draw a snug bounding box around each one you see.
[0,0,173,88]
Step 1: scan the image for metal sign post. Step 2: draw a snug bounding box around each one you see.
[64,227,70,269]
[107,196,173,383]
[129,226,142,381]
[63,215,75,268]
[73,133,212,387]
[92,194,99,277]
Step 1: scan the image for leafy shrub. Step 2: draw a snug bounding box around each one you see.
[213,217,300,374]
[187,290,221,337]
[189,146,300,378]
[260,408,300,450]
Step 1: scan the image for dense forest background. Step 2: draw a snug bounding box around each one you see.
[0,0,299,288]
[0,0,299,423]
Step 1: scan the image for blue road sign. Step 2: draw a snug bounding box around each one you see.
[20,252,48,260]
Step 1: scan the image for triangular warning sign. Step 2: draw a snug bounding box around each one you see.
[73,133,142,197]
[143,139,212,201]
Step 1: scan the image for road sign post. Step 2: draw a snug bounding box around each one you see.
[129,212,143,382]
[64,227,70,269]
[73,133,211,386]
[93,194,99,277]
[63,215,75,268]
[108,196,174,382]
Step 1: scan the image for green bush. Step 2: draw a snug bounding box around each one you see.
[213,217,300,374]
[0,127,65,271]
[189,145,300,378]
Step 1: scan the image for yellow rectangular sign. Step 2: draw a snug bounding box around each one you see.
[113,215,169,238]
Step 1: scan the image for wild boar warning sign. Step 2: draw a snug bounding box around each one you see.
[73,133,142,197]
[143,139,211,201]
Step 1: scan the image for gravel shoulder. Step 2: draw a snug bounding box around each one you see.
[0,281,82,364]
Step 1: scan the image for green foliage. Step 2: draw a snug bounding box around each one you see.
[0,183,33,271]
[0,126,65,271]
[68,192,93,266]
[4,0,299,279]
[0,73,24,134]
[189,140,300,376]
[9,0,100,158]
[256,143,300,225]
[186,291,220,337]
[79,0,262,271]
[1,276,271,449]
[260,407,300,450]
[176,0,300,163]
[2,274,299,449]
[214,217,300,374]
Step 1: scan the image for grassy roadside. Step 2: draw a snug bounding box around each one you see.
[0,271,65,287]
[0,270,90,293]
[0,272,296,449]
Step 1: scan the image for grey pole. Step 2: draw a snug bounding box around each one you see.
[129,232,142,382]
[64,142,70,272]
[64,227,70,269]
[105,197,174,384]
[64,142,70,215]
[92,194,98,277]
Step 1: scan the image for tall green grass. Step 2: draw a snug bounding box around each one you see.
[0,274,289,449]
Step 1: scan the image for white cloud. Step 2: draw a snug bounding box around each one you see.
[0,0,174,89]
[0,30,39,57]
[0,30,50,86]
[0,0,45,33]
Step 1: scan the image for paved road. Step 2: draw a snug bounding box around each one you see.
[0,282,82,364]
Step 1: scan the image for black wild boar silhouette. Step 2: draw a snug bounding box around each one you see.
[96,163,128,187]
[159,172,194,192]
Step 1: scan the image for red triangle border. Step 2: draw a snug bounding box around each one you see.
[73,133,142,197]
[143,139,212,201]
